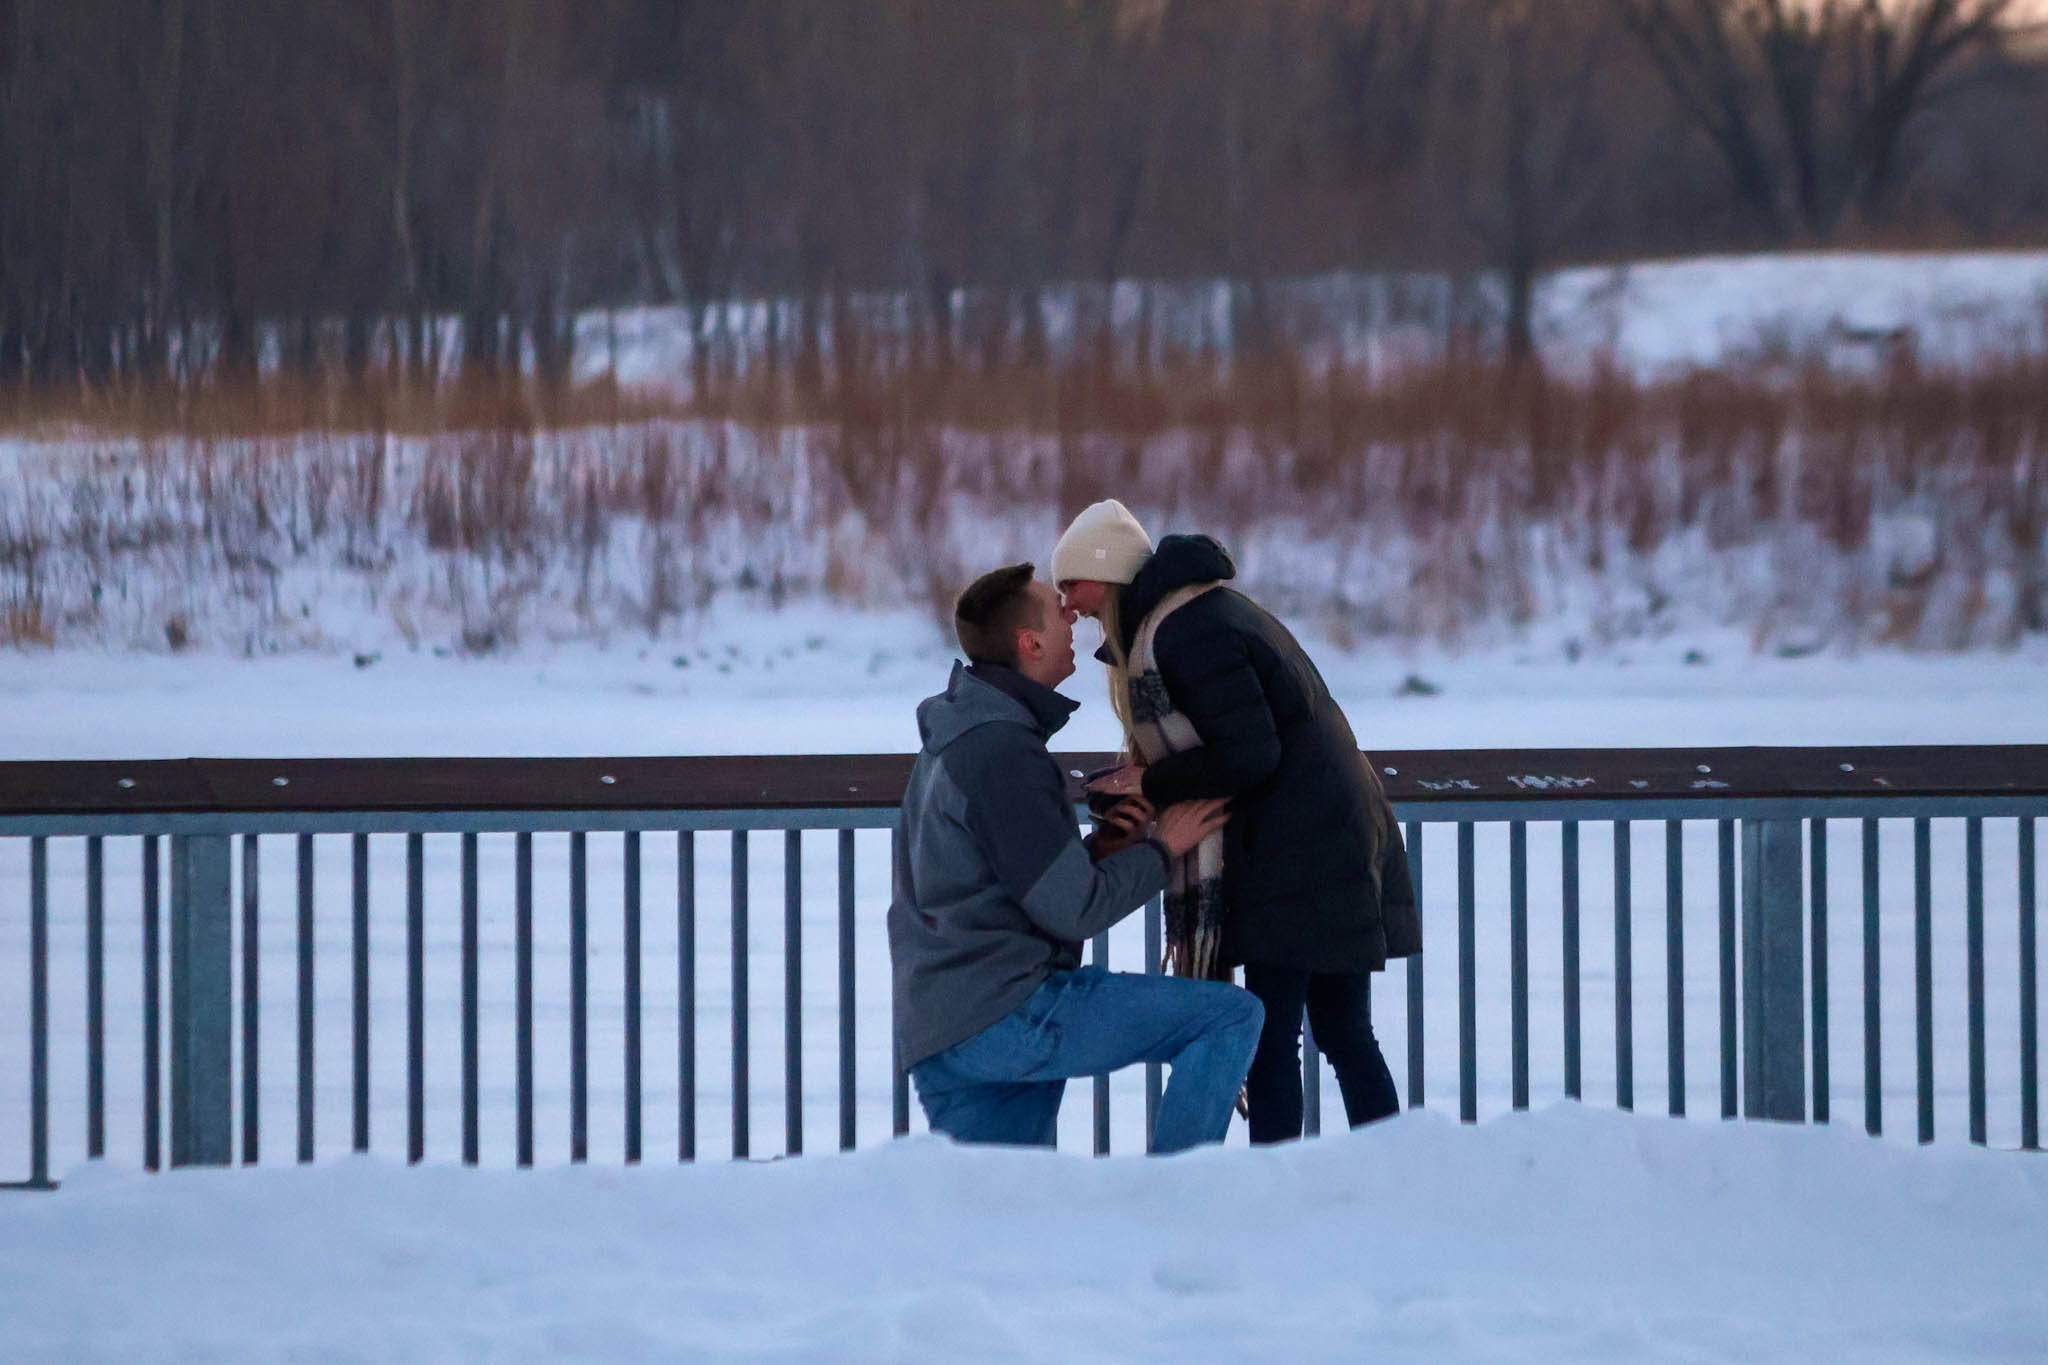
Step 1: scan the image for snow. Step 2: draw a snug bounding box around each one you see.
[1537,250,2048,378]
[3,1105,2044,1362]
[7,607,2048,760]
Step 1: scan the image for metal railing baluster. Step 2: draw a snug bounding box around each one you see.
[29,838,50,1189]
[1719,819,1736,1119]
[892,820,910,1138]
[785,829,802,1158]
[838,829,856,1153]
[352,833,370,1154]
[1458,821,1477,1123]
[1510,821,1529,1111]
[461,832,479,1166]
[407,832,425,1164]
[1666,819,1684,1118]
[1406,820,1425,1109]
[144,834,161,1171]
[296,834,313,1163]
[169,834,232,1168]
[516,831,534,1167]
[732,829,749,1160]
[2021,817,2039,1152]
[1966,817,1986,1146]
[679,830,696,1163]
[1741,819,1806,1121]
[86,836,104,1160]
[171,832,235,1168]
[571,830,588,1164]
[1144,891,1162,1148]
[242,834,260,1163]
[624,831,642,1165]
[1915,818,1934,1144]
[1811,819,1829,1125]
[1862,818,1881,1138]
[1615,819,1633,1112]
[1093,928,1111,1154]
[1563,820,1581,1102]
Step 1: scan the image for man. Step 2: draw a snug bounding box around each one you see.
[888,563,1264,1154]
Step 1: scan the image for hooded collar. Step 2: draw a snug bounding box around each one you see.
[964,661,1079,738]
[916,660,1079,754]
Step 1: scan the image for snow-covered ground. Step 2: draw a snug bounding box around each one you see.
[4,1104,2045,1363]
[8,603,2048,759]
[4,612,2047,1361]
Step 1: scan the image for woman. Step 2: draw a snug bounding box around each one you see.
[1051,498,1420,1143]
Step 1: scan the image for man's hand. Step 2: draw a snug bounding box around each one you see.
[1086,795,1156,861]
[1154,797,1229,857]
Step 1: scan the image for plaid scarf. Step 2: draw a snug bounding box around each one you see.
[1125,581,1230,982]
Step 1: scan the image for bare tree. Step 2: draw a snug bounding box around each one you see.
[1447,1,1619,368]
[1611,0,2023,238]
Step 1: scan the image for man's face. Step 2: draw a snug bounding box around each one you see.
[1019,579,1077,686]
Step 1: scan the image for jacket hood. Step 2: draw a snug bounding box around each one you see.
[916,660,1077,753]
[1112,533,1237,655]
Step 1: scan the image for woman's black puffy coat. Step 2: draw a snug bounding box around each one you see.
[1121,535,1420,974]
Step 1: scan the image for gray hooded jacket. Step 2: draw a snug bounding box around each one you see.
[888,661,1168,1068]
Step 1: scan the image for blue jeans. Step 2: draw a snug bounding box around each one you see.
[910,967,1264,1155]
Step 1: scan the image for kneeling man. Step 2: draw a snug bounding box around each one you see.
[889,563,1262,1153]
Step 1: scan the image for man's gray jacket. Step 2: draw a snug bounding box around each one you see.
[889,660,1168,1069]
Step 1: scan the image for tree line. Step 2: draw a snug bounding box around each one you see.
[1,0,2041,396]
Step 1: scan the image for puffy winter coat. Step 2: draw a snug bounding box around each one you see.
[1119,535,1421,974]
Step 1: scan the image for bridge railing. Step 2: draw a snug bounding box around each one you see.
[2,747,2042,1187]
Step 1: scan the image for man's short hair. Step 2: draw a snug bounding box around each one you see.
[954,563,1044,670]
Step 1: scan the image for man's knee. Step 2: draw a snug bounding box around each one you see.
[1199,979,1262,1039]
[1232,986,1265,1037]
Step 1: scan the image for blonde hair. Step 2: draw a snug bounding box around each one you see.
[1096,585,1137,750]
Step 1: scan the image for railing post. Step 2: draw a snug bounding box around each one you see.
[1740,819,1806,1122]
[170,833,234,1166]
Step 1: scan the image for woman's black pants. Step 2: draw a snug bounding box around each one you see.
[1242,964,1400,1144]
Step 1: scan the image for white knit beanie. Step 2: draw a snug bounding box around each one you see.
[1051,499,1154,586]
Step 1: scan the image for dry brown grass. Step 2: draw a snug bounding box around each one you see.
[3,337,2044,652]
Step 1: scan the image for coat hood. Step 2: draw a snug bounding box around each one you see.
[916,660,1077,753]
[1112,533,1237,655]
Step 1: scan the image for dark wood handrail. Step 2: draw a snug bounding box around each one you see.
[2,746,2046,817]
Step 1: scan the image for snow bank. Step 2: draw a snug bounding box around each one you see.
[3,1104,2042,1363]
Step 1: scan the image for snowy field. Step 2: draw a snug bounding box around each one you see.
[3,1105,2045,1363]
[3,605,2046,1359]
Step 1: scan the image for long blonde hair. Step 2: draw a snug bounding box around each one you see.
[1096,585,1136,749]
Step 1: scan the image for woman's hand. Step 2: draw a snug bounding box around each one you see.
[1154,798,1230,857]
[1086,795,1156,861]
